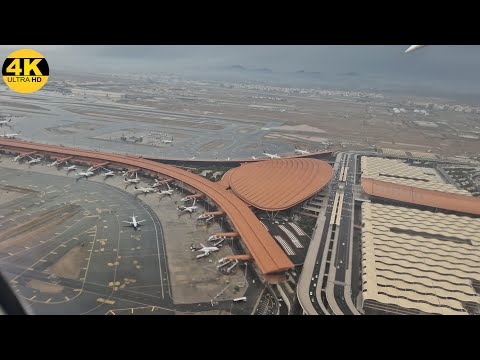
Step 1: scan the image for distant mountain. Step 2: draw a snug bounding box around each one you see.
[228,65,272,72]
[338,71,359,77]
[294,70,322,77]
[253,67,273,72]
[230,65,246,70]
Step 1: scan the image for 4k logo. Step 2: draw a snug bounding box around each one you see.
[2,49,49,93]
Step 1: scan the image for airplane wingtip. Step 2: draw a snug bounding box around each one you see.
[405,45,425,54]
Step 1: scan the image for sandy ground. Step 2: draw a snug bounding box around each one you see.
[270,124,326,133]
[46,245,88,279]
[0,183,34,205]
[198,140,226,151]
[46,122,103,134]
[27,279,64,294]
[66,108,224,130]
[264,132,329,144]
[0,203,82,252]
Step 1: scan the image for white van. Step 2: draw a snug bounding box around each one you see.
[233,297,247,302]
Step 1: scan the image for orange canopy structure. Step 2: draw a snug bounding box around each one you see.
[228,158,333,211]
[362,178,480,216]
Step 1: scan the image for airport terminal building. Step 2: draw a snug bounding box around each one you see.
[0,139,334,284]
[360,157,480,315]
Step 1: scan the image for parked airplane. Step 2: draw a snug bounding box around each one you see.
[122,215,145,230]
[294,146,310,155]
[26,156,41,165]
[197,212,215,222]
[181,195,196,202]
[0,119,12,127]
[190,243,219,258]
[64,164,77,172]
[134,185,156,194]
[178,198,198,213]
[75,171,95,178]
[162,137,174,144]
[47,160,63,167]
[158,183,174,196]
[102,169,115,177]
[12,154,25,162]
[124,172,140,184]
[151,179,161,187]
[262,150,281,159]
[0,133,20,139]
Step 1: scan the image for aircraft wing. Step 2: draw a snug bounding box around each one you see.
[137,220,146,223]
[122,221,133,224]
[405,45,426,53]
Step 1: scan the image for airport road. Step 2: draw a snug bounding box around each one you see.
[327,153,360,315]
[297,152,344,315]
[298,152,360,315]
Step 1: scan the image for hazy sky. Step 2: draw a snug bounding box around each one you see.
[1,45,480,97]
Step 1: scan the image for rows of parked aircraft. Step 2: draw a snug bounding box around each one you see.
[252,146,311,160]
[121,195,218,259]
[0,132,20,139]
[0,118,20,139]
[0,119,13,127]
[122,172,177,199]
[8,152,226,262]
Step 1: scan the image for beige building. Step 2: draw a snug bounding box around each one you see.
[361,202,480,315]
[361,157,470,195]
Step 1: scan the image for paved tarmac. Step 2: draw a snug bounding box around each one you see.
[0,162,262,314]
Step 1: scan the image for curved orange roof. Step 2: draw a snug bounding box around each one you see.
[0,139,293,275]
[362,178,480,216]
[217,168,234,189]
[229,158,333,211]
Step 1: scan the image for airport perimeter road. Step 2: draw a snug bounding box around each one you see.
[297,152,344,315]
